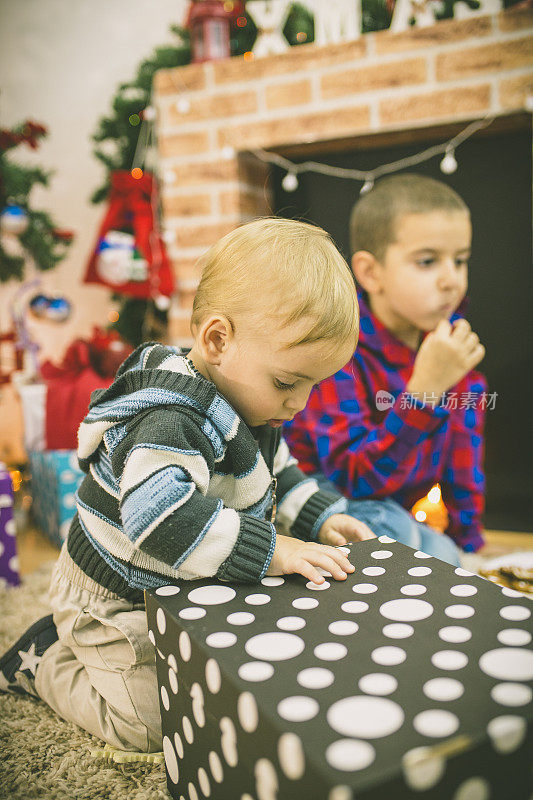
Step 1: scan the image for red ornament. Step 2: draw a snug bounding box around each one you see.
[186,1,233,63]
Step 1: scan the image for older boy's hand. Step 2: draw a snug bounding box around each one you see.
[318,513,376,547]
[407,318,485,398]
[266,534,356,585]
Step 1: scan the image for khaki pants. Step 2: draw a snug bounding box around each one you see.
[35,544,162,752]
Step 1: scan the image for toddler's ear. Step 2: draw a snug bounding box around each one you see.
[351,251,384,294]
[200,315,233,365]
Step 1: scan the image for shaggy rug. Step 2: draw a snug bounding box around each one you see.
[0,561,170,800]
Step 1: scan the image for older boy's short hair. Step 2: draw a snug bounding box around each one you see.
[349,173,469,263]
[191,217,358,349]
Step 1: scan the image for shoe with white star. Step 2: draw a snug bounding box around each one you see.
[0,614,58,698]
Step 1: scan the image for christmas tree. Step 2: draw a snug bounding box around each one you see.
[0,121,73,283]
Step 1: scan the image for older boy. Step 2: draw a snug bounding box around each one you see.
[285,174,487,557]
[0,218,374,753]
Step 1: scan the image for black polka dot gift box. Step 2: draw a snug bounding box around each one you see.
[145,536,533,800]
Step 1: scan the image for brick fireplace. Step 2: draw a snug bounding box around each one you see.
[153,5,533,345]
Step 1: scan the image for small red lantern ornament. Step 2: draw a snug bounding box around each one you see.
[186,1,233,63]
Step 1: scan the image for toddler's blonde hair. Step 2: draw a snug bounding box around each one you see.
[191,217,358,349]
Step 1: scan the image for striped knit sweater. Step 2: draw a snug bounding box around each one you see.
[67,342,346,602]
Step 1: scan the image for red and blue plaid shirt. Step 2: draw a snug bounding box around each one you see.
[284,294,487,552]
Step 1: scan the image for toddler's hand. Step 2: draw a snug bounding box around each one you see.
[407,319,485,398]
[318,513,376,547]
[266,534,355,585]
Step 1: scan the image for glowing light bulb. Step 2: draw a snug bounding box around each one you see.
[143,106,156,121]
[415,510,427,523]
[176,98,191,114]
[282,172,298,192]
[154,295,171,311]
[440,149,457,174]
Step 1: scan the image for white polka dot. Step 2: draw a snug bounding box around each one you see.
[382,623,414,639]
[439,626,472,643]
[163,737,179,784]
[245,593,270,605]
[63,493,76,509]
[497,628,531,646]
[161,685,170,711]
[238,661,274,682]
[491,682,532,707]
[378,536,395,544]
[479,648,533,681]
[450,584,478,597]
[401,584,427,596]
[208,751,223,783]
[455,568,475,577]
[0,494,13,508]
[297,667,334,689]
[362,566,385,576]
[157,648,165,661]
[169,668,178,694]
[0,542,4,558]
[501,587,525,598]
[329,620,359,636]
[277,616,306,631]
[380,599,433,622]
[191,683,205,727]
[278,733,305,780]
[238,692,258,732]
[358,673,397,696]
[179,631,191,661]
[327,696,404,738]
[341,600,369,614]
[278,696,319,722]
[487,715,526,753]
[292,597,319,610]
[306,580,330,591]
[148,628,155,647]
[205,659,221,693]
[452,777,489,800]
[316,568,332,577]
[352,583,377,594]
[206,632,236,648]
[408,566,432,577]
[261,577,284,586]
[414,551,432,558]
[155,585,180,596]
[445,605,475,619]
[198,767,210,797]
[414,709,459,737]
[227,612,255,626]
[254,758,277,800]
[246,632,304,661]
[402,746,445,790]
[183,716,194,744]
[337,546,350,555]
[168,654,178,672]
[220,717,238,766]
[500,605,531,622]
[179,607,206,620]
[326,739,375,771]
[156,608,166,635]
[372,646,406,666]
[371,550,393,560]
[315,642,347,661]
[174,732,184,758]
[423,678,464,701]
[189,781,198,800]
[188,585,236,605]
[432,650,468,670]
[5,520,15,536]
[8,555,18,572]
[328,787,352,800]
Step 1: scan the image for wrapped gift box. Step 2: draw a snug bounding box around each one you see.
[146,537,533,800]
[0,467,20,587]
[29,450,84,547]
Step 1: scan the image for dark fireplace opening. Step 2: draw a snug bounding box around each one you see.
[272,120,533,532]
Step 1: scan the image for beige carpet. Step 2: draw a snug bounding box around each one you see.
[0,562,170,800]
